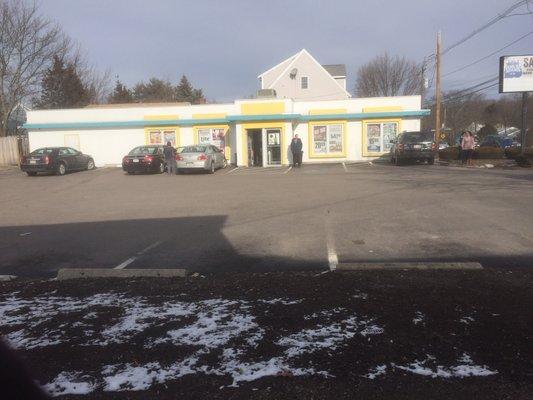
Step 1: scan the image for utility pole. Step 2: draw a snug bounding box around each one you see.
[521,92,528,156]
[435,31,442,152]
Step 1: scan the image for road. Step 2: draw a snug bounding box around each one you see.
[1,163,533,277]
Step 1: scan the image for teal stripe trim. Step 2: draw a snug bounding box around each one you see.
[23,110,430,130]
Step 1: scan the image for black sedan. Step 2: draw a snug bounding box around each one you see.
[122,145,167,174]
[20,147,95,176]
[390,131,437,165]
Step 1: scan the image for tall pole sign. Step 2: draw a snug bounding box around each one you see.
[499,55,533,155]
[435,32,442,152]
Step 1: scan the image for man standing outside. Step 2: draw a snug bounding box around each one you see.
[290,134,303,167]
[163,141,177,175]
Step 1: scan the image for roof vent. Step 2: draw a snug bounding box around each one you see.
[289,68,298,79]
[257,89,277,98]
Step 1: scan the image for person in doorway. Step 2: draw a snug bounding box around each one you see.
[461,131,475,167]
[163,141,177,175]
[290,134,303,167]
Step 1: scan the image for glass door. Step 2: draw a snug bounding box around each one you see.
[265,129,281,166]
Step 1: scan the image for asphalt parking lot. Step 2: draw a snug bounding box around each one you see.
[1,162,533,278]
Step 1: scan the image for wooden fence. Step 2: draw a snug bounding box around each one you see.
[0,136,28,166]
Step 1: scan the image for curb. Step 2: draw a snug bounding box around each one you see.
[57,268,187,280]
[337,262,483,271]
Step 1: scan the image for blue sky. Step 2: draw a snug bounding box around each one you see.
[40,0,533,101]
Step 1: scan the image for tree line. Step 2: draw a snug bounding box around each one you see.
[0,1,205,137]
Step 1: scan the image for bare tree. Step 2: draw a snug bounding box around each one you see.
[355,52,423,97]
[0,0,70,136]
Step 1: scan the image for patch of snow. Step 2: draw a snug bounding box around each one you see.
[363,365,387,379]
[460,316,475,324]
[258,298,303,305]
[392,353,497,378]
[412,311,425,326]
[352,291,368,300]
[45,372,95,396]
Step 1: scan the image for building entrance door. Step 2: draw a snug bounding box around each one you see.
[247,129,263,166]
[265,129,281,165]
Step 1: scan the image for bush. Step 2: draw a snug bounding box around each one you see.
[439,146,460,160]
[474,147,504,159]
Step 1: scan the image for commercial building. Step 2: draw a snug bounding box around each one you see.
[24,50,429,167]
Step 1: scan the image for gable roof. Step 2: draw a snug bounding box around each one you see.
[322,64,346,78]
[265,49,351,98]
[258,53,299,79]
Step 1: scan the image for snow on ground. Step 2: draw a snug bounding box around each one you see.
[412,311,425,326]
[0,292,498,396]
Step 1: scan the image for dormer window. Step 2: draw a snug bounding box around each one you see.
[301,76,308,89]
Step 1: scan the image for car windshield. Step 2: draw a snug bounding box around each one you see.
[179,145,206,153]
[401,132,434,143]
[129,146,159,155]
[30,148,54,155]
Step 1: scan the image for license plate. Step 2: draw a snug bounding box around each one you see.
[30,160,36,164]
[186,162,194,166]
[413,145,422,149]
[132,159,139,163]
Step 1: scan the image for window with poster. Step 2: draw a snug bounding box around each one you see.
[146,128,178,146]
[362,120,400,156]
[309,122,345,157]
[195,127,227,153]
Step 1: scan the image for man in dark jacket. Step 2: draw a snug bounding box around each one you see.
[163,141,177,175]
[290,134,303,167]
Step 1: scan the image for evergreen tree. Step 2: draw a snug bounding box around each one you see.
[108,79,133,103]
[133,78,175,102]
[175,75,206,104]
[36,56,89,109]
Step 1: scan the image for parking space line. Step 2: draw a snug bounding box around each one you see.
[114,240,162,270]
[342,162,348,172]
[225,167,239,174]
[325,213,338,271]
[284,166,293,174]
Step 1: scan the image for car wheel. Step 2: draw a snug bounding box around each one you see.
[159,162,165,174]
[222,158,228,168]
[428,157,435,165]
[26,171,37,176]
[87,159,95,170]
[56,162,66,176]
[209,162,215,174]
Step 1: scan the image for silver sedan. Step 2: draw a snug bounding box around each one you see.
[176,145,227,174]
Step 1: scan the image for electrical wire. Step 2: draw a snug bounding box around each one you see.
[442,0,529,55]
[443,29,533,77]
[441,82,499,104]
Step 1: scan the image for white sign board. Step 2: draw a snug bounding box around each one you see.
[499,55,533,93]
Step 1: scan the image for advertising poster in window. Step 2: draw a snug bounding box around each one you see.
[212,128,225,151]
[313,125,327,153]
[149,130,162,145]
[198,129,211,145]
[366,124,381,152]
[382,123,397,152]
[328,124,343,153]
[163,130,176,146]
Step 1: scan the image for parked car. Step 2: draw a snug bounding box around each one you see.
[390,131,437,165]
[479,135,503,148]
[176,145,227,174]
[122,145,167,174]
[20,147,95,176]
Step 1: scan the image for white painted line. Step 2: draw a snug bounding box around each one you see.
[226,167,240,174]
[114,257,136,270]
[337,262,483,271]
[114,240,162,270]
[342,162,348,172]
[325,213,338,271]
[284,166,293,174]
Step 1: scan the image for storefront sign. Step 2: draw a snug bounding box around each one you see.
[499,55,533,93]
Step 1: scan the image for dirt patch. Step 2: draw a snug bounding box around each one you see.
[0,269,531,399]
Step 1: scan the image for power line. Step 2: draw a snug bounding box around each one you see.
[442,0,529,55]
[443,76,498,98]
[443,29,533,77]
[441,82,499,104]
